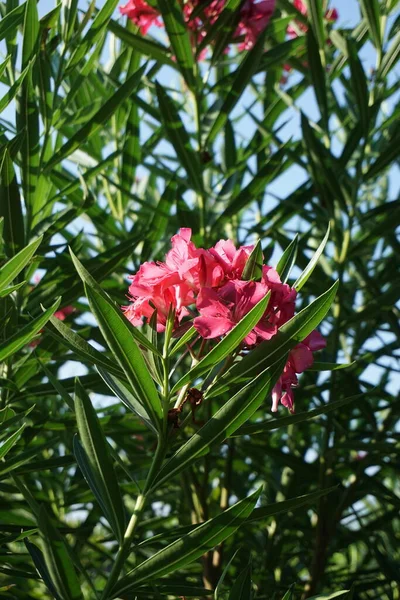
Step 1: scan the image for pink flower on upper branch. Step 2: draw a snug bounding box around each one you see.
[119,0,162,34]
[236,0,276,50]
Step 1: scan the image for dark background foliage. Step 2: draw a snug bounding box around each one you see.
[0,0,399,598]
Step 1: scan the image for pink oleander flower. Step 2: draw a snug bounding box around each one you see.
[123,228,326,413]
[119,0,162,34]
[236,0,276,50]
[287,0,338,38]
[271,330,326,413]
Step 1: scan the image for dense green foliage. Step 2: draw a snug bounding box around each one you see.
[0,0,399,598]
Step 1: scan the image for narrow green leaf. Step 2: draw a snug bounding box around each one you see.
[156,0,196,88]
[359,0,382,53]
[228,563,252,599]
[46,317,125,380]
[207,31,267,145]
[0,148,25,255]
[214,550,240,600]
[84,284,163,427]
[74,378,126,543]
[111,488,262,597]
[0,62,32,114]
[0,424,25,460]
[305,0,326,50]
[97,367,158,435]
[365,130,400,179]
[45,64,147,170]
[66,0,120,71]
[170,291,271,394]
[309,361,355,371]
[293,224,330,291]
[0,3,26,42]
[108,18,176,67]
[0,235,42,292]
[347,39,369,135]
[276,234,298,283]
[237,394,359,436]
[0,281,26,297]
[169,326,197,356]
[242,240,263,281]
[155,83,203,193]
[377,30,400,79]
[0,298,61,362]
[307,27,328,128]
[281,585,295,600]
[37,507,83,600]
[157,360,285,488]
[209,280,338,397]
[307,592,350,600]
[26,540,63,600]
[141,179,176,262]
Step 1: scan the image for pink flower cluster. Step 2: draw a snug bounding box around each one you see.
[287,0,338,38]
[119,0,275,55]
[123,229,326,412]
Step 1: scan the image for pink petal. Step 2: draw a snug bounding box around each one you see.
[290,343,314,373]
[194,316,235,339]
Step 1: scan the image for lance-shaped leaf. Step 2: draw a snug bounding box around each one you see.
[0,298,61,361]
[0,3,26,42]
[307,592,350,600]
[293,224,330,291]
[281,585,295,600]
[156,360,285,488]
[359,0,382,54]
[0,148,25,255]
[36,506,83,600]
[97,367,158,435]
[208,280,338,398]
[307,27,328,129]
[45,64,147,170]
[111,488,262,597]
[26,540,62,600]
[228,563,252,599]
[0,61,32,114]
[276,234,298,283]
[207,31,267,145]
[155,83,203,193]
[347,39,369,135]
[0,235,42,292]
[170,291,271,394]
[156,0,196,89]
[242,240,263,281]
[305,0,325,50]
[377,30,400,80]
[84,284,163,427]
[248,486,337,523]
[0,424,26,460]
[73,378,126,543]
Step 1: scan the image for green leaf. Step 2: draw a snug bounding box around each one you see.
[0,148,25,255]
[155,83,203,193]
[237,394,359,436]
[97,367,158,435]
[365,130,400,180]
[281,585,295,600]
[111,488,262,597]
[0,281,26,298]
[45,64,147,170]
[359,0,382,53]
[228,563,252,599]
[309,361,355,371]
[0,424,26,460]
[207,31,267,145]
[307,27,328,129]
[276,234,298,283]
[377,30,400,79]
[249,487,337,523]
[214,550,240,600]
[156,0,196,89]
[307,592,350,600]
[108,18,176,67]
[0,61,32,114]
[170,291,271,395]
[156,360,285,488]
[169,326,197,356]
[74,379,126,543]
[0,235,42,292]
[305,0,326,50]
[293,224,330,291]
[26,540,63,600]
[46,317,125,380]
[0,298,61,362]
[37,506,83,600]
[347,39,369,135]
[209,280,338,397]
[242,240,263,281]
[0,3,26,42]
[84,284,163,428]
[66,0,120,71]
[141,179,176,262]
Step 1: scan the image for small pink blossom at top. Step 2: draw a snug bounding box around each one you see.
[236,0,276,50]
[123,228,326,413]
[287,0,338,38]
[119,0,162,34]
